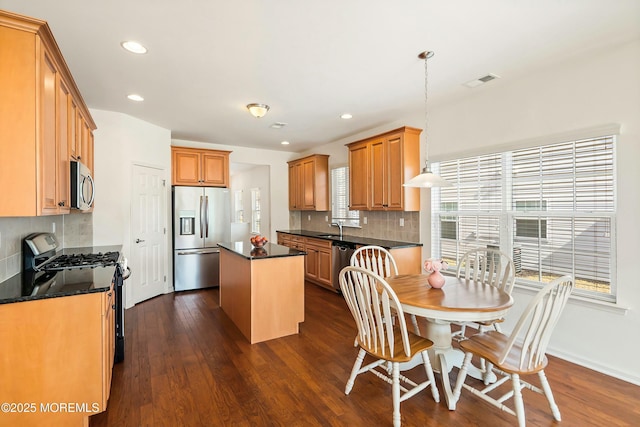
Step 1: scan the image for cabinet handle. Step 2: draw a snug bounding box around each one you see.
[58,201,65,207]
[77,156,81,160]
[112,304,116,310]
[135,238,145,243]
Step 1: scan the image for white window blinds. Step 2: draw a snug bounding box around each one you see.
[432,135,616,301]
[331,166,359,226]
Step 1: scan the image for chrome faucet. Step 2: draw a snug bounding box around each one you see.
[330,220,344,239]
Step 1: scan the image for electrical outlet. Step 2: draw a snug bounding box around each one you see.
[399,218,404,227]
[52,222,56,233]
[308,215,311,221]
[363,217,368,225]
[325,215,328,222]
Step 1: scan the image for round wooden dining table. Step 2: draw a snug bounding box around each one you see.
[385,273,513,410]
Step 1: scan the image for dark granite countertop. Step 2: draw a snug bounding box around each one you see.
[218,241,306,260]
[0,244,122,305]
[276,229,422,249]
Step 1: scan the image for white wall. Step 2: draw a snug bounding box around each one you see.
[308,40,640,384]
[91,109,172,308]
[172,139,297,241]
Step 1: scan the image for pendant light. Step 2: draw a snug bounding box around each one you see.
[403,51,452,188]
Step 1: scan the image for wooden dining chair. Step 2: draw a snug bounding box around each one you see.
[453,247,516,338]
[350,245,421,334]
[339,266,440,427]
[452,275,574,427]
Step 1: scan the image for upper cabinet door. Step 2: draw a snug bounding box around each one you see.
[370,138,386,209]
[173,149,201,185]
[302,158,316,210]
[56,75,71,213]
[386,134,404,210]
[201,152,228,186]
[348,143,369,210]
[39,49,59,215]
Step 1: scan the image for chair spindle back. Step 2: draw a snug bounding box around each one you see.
[501,275,574,370]
[339,266,410,358]
[457,247,516,294]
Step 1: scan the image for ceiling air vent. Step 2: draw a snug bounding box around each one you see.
[270,122,287,129]
[463,73,501,88]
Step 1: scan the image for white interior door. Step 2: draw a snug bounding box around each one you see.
[131,164,167,304]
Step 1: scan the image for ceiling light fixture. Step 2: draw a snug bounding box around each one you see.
[121,41,147,54]
[246,103,270,118]
[270,122,287,129]
[340,113,353,119]
[403,51,452,188]
[281,141,290,145]
[127,94,144,102]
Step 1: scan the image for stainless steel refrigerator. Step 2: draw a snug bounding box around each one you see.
[172,186,231,291]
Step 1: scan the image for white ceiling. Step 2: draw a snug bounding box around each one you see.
[2,0,639,153]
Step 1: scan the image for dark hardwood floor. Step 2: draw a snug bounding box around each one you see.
[91,283,639,427]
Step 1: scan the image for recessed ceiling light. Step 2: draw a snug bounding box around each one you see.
[121,41,147,54]
[281,141,290,145]
[340,113,353,120]
[127,94,144,102]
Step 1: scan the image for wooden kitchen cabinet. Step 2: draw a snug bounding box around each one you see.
[278,233,333,290]
[171,146,231,187]
[347,127,421,211]
[304,237,333,289]
[348,142,369,210]
[0,285,115,426]
[0,11,96,217]
[287,154,329,211]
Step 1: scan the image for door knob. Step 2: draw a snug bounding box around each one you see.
[135,238,145,243]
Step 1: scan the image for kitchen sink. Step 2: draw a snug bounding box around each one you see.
[316,234,342,239]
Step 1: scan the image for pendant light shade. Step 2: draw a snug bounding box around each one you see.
[404,165,452,188]
[404,51,452,188]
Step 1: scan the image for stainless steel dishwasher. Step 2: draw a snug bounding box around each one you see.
[332,241,357,292]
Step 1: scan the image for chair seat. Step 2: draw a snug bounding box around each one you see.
[358,329,433,363]
[459,331,548,375]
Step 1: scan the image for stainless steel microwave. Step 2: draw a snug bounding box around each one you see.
[70,160,94,210]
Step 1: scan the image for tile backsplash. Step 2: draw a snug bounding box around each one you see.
[0,214,93,283]
[289,210,420,242]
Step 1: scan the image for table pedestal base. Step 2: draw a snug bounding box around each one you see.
[400,318,493,410]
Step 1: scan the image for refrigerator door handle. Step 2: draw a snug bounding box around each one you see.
[205,195,209,238]
[199,195,204,238]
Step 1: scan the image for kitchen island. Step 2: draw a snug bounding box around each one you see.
[218,242,306,344]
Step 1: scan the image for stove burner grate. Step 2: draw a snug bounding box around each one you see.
[42,252,120,271]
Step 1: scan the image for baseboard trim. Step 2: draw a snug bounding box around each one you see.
[547,347,640,386]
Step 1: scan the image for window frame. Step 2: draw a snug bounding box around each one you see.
[331,165,360,228]
[431,135,617,303]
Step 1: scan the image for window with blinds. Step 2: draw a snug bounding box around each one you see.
[331,166,360,227]
[431,135,616,301]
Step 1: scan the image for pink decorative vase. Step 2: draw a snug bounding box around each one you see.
[427,271,446,288]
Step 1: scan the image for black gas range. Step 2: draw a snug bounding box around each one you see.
[22,233,130,363]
